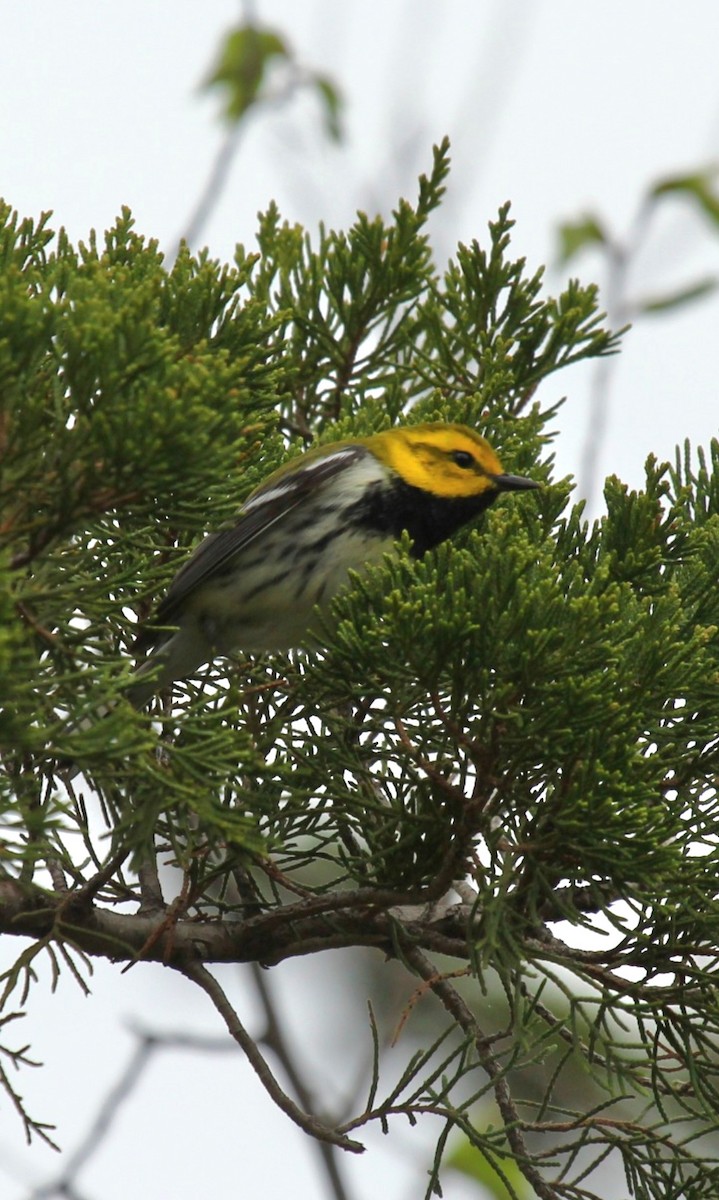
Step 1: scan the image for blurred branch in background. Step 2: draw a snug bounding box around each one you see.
[556,165,719,504]
[172,17,342,261]
[250,963,354,1200]
[25,1029,233,1200]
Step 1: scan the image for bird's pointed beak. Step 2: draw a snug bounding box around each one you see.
[493,472,542,492]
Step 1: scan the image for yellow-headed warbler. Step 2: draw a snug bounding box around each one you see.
[129,423,540,706]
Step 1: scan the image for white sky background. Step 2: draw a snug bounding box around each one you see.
[2,3,719,1198]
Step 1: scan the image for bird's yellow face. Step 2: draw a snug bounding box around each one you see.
[367,423,506,499]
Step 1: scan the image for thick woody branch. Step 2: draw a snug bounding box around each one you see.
[0,876,469,969]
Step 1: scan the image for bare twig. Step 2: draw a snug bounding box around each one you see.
[123,867,195,968]
[170,77,306,263]
[45,860,68,894]
[170,123,244,261]
[137,857,165,914]
[177,959,365,1154]
[69,850,132,908]
[579,199,651,505]
[251,964,354,1200]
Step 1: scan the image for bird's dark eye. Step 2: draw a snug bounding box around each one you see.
[451,450,474,469]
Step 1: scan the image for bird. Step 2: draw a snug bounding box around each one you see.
[128,422,540,707]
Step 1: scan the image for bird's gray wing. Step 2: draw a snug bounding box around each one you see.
[134,444,368,651]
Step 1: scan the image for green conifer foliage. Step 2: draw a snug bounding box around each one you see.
[3,143,718,1198]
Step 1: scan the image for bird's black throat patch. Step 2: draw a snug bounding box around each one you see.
[350,477,500,557]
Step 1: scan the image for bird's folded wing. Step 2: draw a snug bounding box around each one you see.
[134,444,367,651]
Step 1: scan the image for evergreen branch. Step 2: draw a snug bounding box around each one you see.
[0,1014,58,1151]
[3,162,719,1194]
[399,943,561,1200]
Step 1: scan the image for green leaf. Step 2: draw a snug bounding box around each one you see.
[203,24,289,123]
[637,275,718,315]
[312,74,343,142]
[446,1133,532,1199]
[651,168,719,227]
[555,214,607,265]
